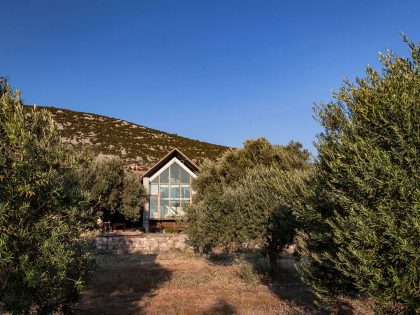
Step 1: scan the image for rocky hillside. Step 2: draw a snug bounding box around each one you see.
[25,105,229,173]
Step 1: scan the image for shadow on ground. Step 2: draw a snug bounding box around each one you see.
[74,253,172,315]
[208,251,356,315]
[202,299,238,315]
[75,249,362,315]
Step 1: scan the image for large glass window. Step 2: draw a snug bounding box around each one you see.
[181,186,190,199]
[160,185,169,198]
[149,160,192,219]
[181,168,190,184]
[150,184,159,195]
[171,185,180,199]
[150,196,158,218]
[159,199,169,218]
[170,163,180,184]
[169,200,181,214]
[160,168,169,184]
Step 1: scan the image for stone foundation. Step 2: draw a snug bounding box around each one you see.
[94,233,190,253]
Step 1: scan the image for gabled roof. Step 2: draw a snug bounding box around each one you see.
[141,148,200,179]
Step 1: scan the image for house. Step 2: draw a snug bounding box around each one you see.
[141,148,199,232]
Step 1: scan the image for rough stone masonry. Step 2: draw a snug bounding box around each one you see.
[94,233,190,254]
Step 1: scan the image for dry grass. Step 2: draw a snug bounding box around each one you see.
[74,250,374,315]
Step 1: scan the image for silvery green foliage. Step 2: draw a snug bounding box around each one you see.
[0,80,94,313]
[293,40,419,313]
[77,155,146,222]
[185,138,311,266]
[122,172,146,222]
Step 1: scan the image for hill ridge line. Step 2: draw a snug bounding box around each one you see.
[24,105,229,173]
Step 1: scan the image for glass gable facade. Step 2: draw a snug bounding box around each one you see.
[149,160,193,219]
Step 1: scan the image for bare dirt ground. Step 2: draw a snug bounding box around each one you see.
[74,250,374,315]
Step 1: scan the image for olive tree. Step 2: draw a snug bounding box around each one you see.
[293,39,419,313]
[78,155,146,223]
[0,79,94,313]
[185,138,311,270]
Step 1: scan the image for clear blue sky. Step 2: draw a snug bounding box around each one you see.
[1,1,419,154]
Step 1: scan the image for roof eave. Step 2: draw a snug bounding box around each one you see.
[141,148,199,179]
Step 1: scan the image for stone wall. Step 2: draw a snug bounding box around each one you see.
[94,233,190,253]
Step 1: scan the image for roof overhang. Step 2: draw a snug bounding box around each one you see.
[141,148,200,179]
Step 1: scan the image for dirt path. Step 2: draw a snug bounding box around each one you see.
[74,251,373,315]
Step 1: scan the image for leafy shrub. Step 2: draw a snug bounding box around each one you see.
[185,138,311,271]
[77,155,146,223]
[293,39,420,313]
[0,80,95,313]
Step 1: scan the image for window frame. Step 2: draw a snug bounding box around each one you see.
[149,158,196,219]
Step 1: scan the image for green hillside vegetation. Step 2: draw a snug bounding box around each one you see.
[24,105,228,172]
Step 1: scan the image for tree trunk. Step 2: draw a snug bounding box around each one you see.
[266,236,278,275]
[268,249,278,275]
